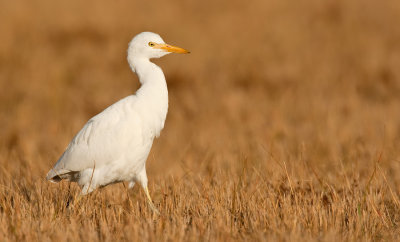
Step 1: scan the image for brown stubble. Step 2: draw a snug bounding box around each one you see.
[1,0,400,241]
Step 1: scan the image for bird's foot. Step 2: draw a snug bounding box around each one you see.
[144,186,160,215]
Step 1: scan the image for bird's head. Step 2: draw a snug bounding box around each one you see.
[128,32,189,60]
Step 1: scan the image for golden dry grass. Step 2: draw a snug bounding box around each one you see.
[1,0,400,241]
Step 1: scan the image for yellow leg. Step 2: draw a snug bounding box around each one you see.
[144,186,159,214]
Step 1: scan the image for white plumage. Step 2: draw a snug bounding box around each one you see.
[46,32,189,211]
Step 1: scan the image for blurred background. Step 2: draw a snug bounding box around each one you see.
[1,0,400,186]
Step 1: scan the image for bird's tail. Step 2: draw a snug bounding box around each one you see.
[46,167,78,183]
[46,169,62,183]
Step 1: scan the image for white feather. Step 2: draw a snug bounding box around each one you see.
[46,32,187,195]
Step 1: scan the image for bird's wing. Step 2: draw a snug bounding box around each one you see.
[47,96,145,178]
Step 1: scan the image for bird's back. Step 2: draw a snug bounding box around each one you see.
[46,95,155,182]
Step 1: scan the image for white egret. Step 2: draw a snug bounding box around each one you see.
[46,32,189,212]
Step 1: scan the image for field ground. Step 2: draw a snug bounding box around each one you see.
[1,0,400,241]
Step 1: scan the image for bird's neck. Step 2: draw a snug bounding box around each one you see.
[130,57,168,98]
[129,57,169,135]
[129,58,157,82]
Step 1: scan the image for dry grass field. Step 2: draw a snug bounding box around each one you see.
[1,0,400,241]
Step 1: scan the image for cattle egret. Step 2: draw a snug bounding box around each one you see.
[46,32,189,212]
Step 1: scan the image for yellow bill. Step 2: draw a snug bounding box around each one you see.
[154,43,190,54]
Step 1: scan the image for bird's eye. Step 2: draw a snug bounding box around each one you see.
[148,42,155,47]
